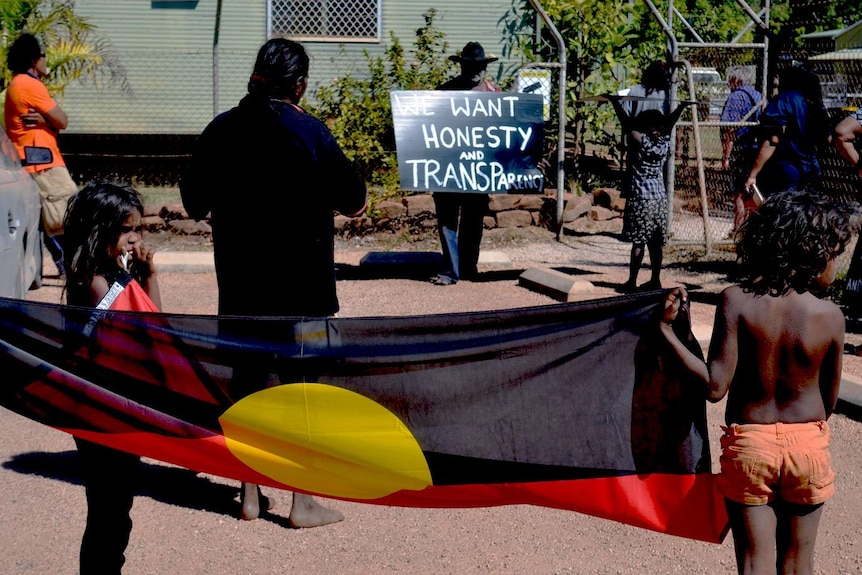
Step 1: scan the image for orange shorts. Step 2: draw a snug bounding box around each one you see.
[718,421,835,506]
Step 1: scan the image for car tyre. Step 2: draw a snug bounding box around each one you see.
[16,250,27,299]
[29,238,43,290]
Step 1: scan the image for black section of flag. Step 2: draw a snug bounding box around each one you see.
[0,293,709,480]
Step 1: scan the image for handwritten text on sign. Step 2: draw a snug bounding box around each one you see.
[391,91,544,194]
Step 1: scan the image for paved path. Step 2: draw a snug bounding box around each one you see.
[11,235,862,574]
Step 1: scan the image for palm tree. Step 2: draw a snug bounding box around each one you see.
[0,0,131,96]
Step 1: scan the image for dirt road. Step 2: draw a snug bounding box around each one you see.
[5,232,862,574]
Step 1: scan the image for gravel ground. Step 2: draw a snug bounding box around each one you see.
[7,228,862,574]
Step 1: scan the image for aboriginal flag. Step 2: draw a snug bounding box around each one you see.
[0,293,728,543]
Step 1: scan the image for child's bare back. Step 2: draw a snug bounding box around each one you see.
[718,285,844,425]
[659,188,852,575]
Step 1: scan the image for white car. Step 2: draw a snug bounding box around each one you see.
[0,131,50,298]
[691,67,729,118]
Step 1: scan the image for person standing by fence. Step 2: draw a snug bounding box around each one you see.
[609,96,690,293]
[720,67,763,233]
[833,106,862,175]
[720,67,762,172]
[621,60,670,118]
[831,106,862,315]
[744,66,829,198]
[5,33,79,278]
[429,41,500,286]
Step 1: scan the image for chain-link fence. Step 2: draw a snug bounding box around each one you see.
[56,16,862,276]
[673,59,860,222]
[671,49,767,251]
[664,45,862,274]
[57,46,370,187]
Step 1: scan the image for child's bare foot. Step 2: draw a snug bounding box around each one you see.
[239,483,276,521]
[288,493,344,528]
[261,493,275,512]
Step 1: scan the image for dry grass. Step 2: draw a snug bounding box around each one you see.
[136,185,181,208]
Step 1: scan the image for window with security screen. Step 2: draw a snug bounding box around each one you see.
[269,0,380,41]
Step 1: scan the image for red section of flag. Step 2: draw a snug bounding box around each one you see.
[60,427,729,544]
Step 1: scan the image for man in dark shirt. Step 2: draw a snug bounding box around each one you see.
[431,42,500,286]
[182,41,366,317]
[181,38,366,527]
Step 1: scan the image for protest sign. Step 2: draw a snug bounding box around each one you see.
[391,90,544,194]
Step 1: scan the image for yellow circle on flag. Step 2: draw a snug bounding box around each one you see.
[220,383,432,499]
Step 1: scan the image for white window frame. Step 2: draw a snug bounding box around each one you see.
[266,0,381,43]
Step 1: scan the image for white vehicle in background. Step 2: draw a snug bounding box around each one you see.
[0,132,52,298]
[691,67,722,85]
[690,67,728,118]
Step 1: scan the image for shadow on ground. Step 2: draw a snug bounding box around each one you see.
[3,451,294,527]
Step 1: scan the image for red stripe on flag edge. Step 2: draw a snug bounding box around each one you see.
[368,474,730,544]
[61,429,729,544]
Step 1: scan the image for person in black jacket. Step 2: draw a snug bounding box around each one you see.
[181,38,366,527]
[430,42,501,286]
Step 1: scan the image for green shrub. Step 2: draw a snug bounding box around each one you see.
[307,9,454,211]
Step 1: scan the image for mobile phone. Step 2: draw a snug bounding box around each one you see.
[745,184,764,208]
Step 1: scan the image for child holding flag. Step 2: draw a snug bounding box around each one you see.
[659,188,850,575]
[63,181,161,574]
[608,95,690,292]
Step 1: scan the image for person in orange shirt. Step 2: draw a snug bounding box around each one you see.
[5,33,79,277]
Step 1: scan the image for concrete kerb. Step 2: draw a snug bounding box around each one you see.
[152,249,862,412]
[518,267,601,301]
[153,250,514,275]
[153,251,215,274]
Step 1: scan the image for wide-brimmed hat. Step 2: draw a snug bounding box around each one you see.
[449,42,498,64]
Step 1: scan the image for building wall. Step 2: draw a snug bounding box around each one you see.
[61,0,518,135]
[836,20,862,50]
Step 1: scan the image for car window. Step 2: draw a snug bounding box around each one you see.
[692,70,721,84]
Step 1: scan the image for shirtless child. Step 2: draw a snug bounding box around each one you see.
[659,188,851,575]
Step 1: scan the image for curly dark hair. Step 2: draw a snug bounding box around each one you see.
[7,33,42,75]
[635,109,665,133]
[62,181,143,304]
[736,188,853,296]
[777,66,823,107]
[641,60,669,95]
[770,66,830,150]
